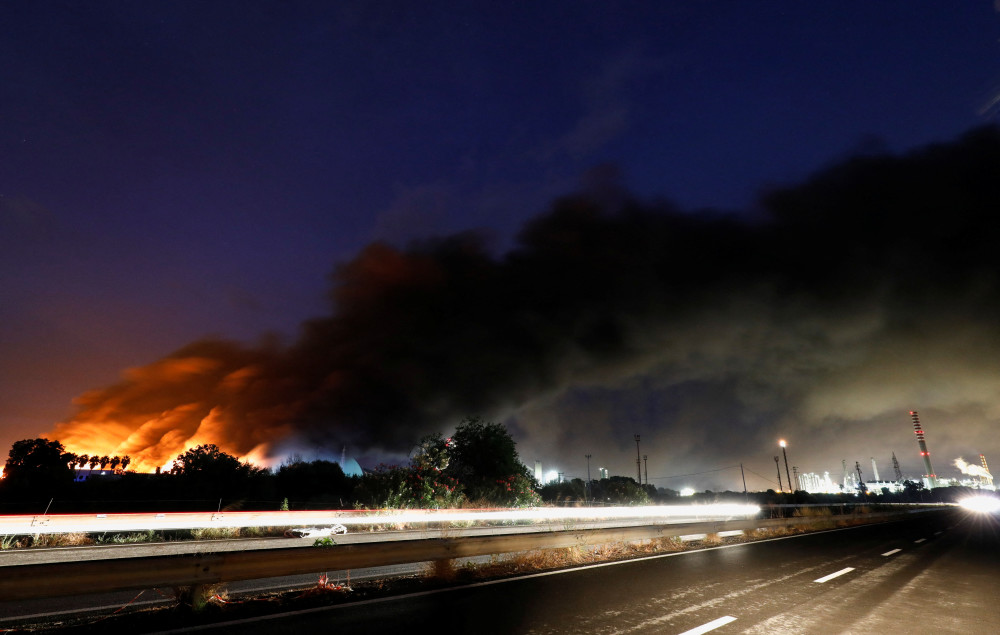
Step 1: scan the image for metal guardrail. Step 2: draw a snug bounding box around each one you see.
[0,507,938,601]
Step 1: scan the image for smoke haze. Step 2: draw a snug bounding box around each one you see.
[49,127,1000,483]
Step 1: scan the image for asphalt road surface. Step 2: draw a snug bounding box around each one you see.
[158,509,999,635]
[0,516,748,625]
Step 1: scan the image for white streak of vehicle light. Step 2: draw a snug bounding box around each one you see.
[0,504,760,535]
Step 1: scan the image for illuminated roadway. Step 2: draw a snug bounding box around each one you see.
[155,509,1000,635]
[0,510,756,626]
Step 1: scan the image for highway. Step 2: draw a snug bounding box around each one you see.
[156,509,999,634]
[0,516,754,624]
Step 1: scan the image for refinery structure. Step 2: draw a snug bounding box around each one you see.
[797,410,994,495]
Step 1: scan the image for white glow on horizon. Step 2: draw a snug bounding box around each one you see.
[680,487,695,496]
[959,495,1000,513]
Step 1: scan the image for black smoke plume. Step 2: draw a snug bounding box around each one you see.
[51,126,1000,479]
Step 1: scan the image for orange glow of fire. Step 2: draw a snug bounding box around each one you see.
[45,353,283,473]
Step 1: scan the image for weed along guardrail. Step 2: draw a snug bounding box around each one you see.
[0,504,947,602]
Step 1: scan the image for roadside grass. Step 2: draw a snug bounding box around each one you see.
[424,517,903,586]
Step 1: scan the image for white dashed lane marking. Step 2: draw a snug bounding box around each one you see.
[677,616,737,635]
[881,548,901,556]
[814,567,855,583]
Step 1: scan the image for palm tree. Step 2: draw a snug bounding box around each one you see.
[77,454,90,470]
[88,456,100,470]
[120,455,131,471]
[65,453,78,470]
[109,456,121,472]
[99,455,110,470]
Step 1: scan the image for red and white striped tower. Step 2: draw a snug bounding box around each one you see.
[910,411,937,488]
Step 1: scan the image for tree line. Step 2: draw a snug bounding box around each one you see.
[0,417,572,513]
[2,419,960,515]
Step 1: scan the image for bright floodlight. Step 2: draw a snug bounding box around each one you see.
[779,439,786,447]
[959,495,1000,513]
[680,487,695,497]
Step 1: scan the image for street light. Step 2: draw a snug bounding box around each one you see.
[780,440,792,493]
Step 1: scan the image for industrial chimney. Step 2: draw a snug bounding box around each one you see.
[910,411,937,488]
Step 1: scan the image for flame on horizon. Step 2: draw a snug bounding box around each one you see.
[50,349,296,472]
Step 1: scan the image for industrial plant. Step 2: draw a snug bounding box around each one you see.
[797,411,994,495]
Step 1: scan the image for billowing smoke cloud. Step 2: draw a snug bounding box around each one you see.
[954,458,993,481]
[49,126,1000,479]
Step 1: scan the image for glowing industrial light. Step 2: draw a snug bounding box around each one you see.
[680,487,695,496]
[779,439,786,448]
[545,470,559,484]
[959,495,1000,514]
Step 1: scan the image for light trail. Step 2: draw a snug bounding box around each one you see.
[0,504,759,535]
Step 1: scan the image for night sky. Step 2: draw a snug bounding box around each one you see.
[3,2,1000,491]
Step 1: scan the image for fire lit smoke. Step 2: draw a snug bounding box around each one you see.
[954,457,994,482]
[47,126,1000,474]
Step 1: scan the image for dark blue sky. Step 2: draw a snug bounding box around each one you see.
[3,2,999,485]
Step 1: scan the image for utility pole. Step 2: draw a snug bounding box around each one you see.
[740,463,748,503]
[792,465,799,492]
[585,454,592,504]
[643,455,648,486]
[774,455,783,492]
[634,434,641,485]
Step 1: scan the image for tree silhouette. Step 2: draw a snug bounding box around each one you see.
[169,444,268,503]
[120,456,131,471]
[2,438,75,490]
[444,416,537,505]
[98,455,110,470]
[77,454,90,470]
